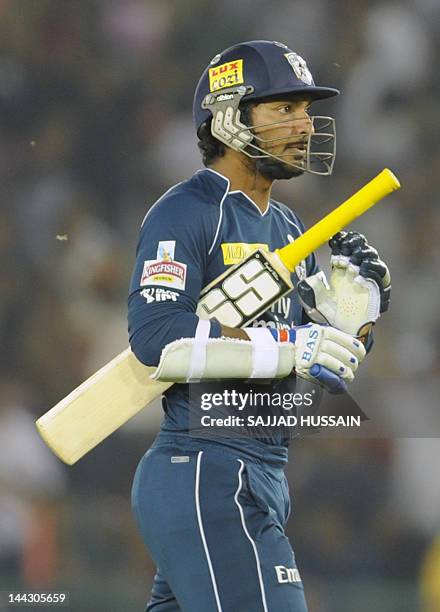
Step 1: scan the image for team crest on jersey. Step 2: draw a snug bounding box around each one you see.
[287,234,307,280]
[208,59,244,92]
[284,52,313,85]
[156,240,175,261]
[295,260,307,281]
[141,240,186,290]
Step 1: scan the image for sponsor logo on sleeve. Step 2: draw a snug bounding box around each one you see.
[221,242,269,265]
[208,59,244,92]
[141,260,187,290]
[140,288,179,303]
[140,240,187,290]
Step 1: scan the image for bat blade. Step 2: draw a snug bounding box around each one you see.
[36,348,172,465]
[196,250,293,327]
[35,168,401,464]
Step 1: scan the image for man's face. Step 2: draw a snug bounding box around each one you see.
[248,97,313,180]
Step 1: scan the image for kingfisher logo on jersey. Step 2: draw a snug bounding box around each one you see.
[208,59,244,92]
[221,242,269,265]
[141,260,187,290]
[141,240,187,290]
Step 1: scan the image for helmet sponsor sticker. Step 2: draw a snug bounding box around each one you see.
[216,93,234,102]
[284,52,313,85]
[221,242,269,265]
[208,59,244,92]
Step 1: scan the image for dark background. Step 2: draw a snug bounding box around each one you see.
[1,1,440,610]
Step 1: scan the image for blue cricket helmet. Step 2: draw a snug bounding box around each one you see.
[193,40,339,132]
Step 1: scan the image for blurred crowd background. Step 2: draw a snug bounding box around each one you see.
[1,0,440,610]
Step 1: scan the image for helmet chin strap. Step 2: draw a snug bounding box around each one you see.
[202,86,336,176]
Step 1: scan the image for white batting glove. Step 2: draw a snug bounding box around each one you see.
[270,324,366,393]
[297,232,391,337]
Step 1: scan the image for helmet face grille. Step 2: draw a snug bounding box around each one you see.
[203,86,336,176]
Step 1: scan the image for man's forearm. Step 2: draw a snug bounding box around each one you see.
[220,324,250,341]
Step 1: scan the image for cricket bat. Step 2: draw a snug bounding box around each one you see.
[36,169,400,464]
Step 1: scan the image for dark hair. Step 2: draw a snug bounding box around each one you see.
[197,120,225,166]
[196,102,254,166]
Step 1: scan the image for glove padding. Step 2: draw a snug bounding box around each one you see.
[297,231,391,337]
[330,231,391,314]
[270,324,366,394]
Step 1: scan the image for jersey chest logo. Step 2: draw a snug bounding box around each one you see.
[221,242,269,265]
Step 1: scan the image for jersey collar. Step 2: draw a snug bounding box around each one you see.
[199,168,270,216]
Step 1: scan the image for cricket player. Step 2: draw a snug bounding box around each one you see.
[129,41,390,611]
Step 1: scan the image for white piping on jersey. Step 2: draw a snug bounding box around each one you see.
[140,181,184,228]
[271,203,302,235]
[195,451,223,611]
[234,460,269,612]
[205,164,269,217]
[205,169,230,256]
[205,167,273,255]
[229,190,270,216]
[203,167,229,184]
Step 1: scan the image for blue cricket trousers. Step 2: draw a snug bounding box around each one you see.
[132,435,308,612]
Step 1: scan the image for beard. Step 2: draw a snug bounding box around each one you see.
[255,156,305,180]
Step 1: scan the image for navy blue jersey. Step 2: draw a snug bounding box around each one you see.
[128,168,318,448]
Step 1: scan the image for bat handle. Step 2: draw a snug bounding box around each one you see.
[277,168,401,272]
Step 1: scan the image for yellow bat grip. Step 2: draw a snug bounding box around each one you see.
[277,168,401,272]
